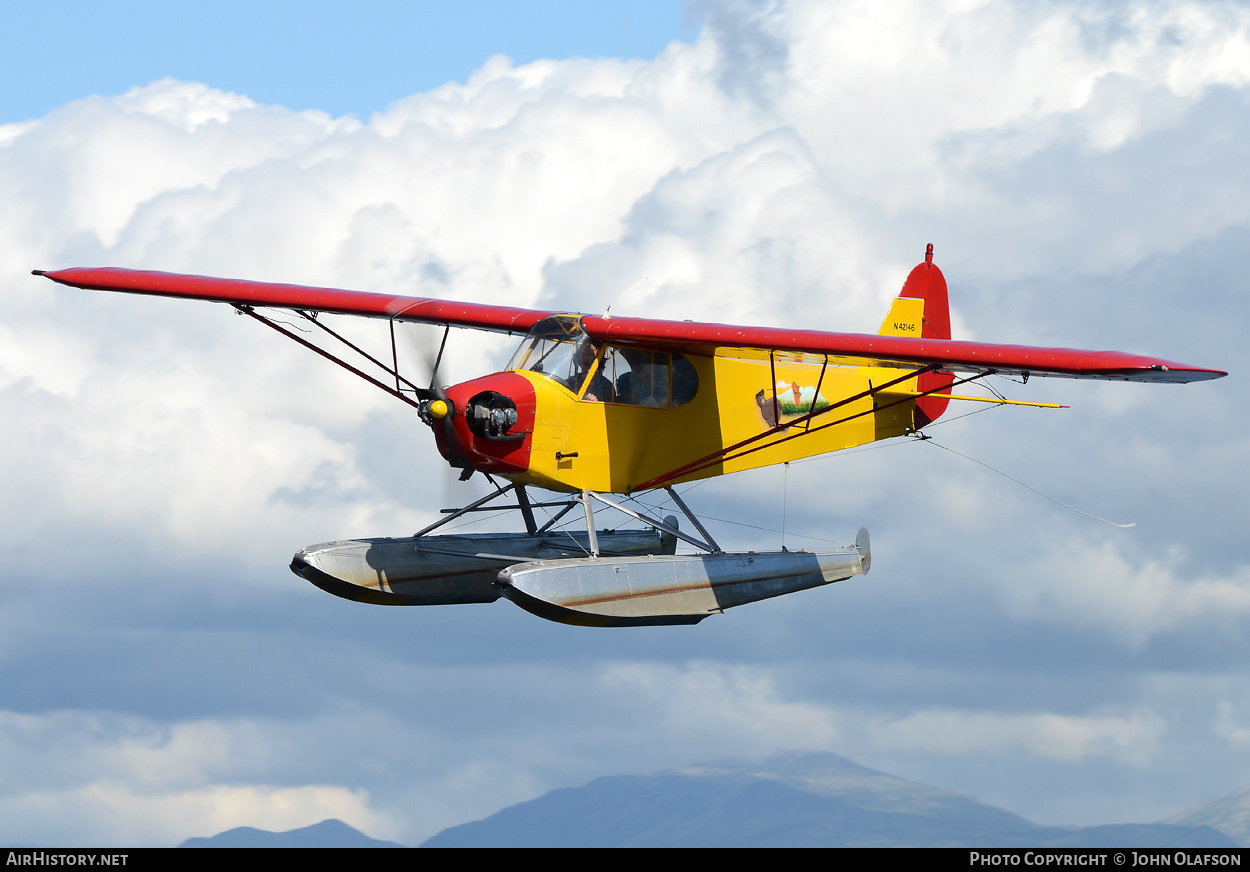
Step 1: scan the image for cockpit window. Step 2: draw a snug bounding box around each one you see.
[507,318,698,406]
[587,344,705,404]
[672,354,698,406]
[599,347,668,406]
[507,316,604,397]
[593,348,699,407]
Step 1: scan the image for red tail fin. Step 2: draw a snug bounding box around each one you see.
[879,244,953,426]
[900,243,951,341]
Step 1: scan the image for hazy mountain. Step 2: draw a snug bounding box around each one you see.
[177,752,1239,848]
[179,818,404,848]
[1163,785,1250,847]
[421,752,1234,848]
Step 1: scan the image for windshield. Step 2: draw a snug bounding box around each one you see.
[508,316,699,405]
[507,316,601,396]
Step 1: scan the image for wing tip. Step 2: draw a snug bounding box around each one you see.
[1150,365,1228,383]
[1154,363,1229,382]
[1141,367,1227,383]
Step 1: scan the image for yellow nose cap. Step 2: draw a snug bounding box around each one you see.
[428,399,449,420]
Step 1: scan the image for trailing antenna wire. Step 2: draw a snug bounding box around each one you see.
[925,439,1136,528]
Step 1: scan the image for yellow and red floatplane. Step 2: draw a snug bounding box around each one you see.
[35,245,1226,626]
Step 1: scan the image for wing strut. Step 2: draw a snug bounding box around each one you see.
[235,305,427,412]
[296,309,426,396]
[805,354,830,431]
[634,365,990,491]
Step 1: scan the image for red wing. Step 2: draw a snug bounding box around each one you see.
[36,267,1226,383]
[36,267,553,334]
[579,315,1226,384]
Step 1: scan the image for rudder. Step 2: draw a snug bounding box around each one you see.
[878,243,953,426]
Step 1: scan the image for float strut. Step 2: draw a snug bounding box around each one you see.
[581,491,600,557]
[664,487,720,553]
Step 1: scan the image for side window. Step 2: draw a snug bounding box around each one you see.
[671,354,698,406]
[599,347,636,404]
[600,347,672,407]
[627,350,670,407]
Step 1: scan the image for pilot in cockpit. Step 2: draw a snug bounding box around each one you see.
[569,338,611,402]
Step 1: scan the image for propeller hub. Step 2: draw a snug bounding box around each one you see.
[418,396,454,426]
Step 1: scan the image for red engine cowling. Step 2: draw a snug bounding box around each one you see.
[432,372,535,475]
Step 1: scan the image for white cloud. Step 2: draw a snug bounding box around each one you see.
[777,0,1250,188]
[602,660,843,749]
[599,660,1164,766]
[1214,701,1250,749]
[858,706,1166,766]
[0,710,400,846]
[999,540,1250,647]
[0,0,1246,846]
[4,782,391,848]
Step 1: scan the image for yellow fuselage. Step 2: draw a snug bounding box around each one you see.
[501,354,921,494]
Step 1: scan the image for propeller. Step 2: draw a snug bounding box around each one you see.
[394,321,452,420]
[394,321,476,489]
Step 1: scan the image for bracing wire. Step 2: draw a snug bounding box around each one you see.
[781,461,789,551]
[697,514,849,546]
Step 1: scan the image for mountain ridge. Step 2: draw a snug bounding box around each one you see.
[179,818,404,848]
[421,751,1235,848]
[177,751,1240,848]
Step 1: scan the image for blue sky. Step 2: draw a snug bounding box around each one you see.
[1,0,1248,847]
[0,1,696,123]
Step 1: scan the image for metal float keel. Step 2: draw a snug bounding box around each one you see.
[497,528,871,627]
